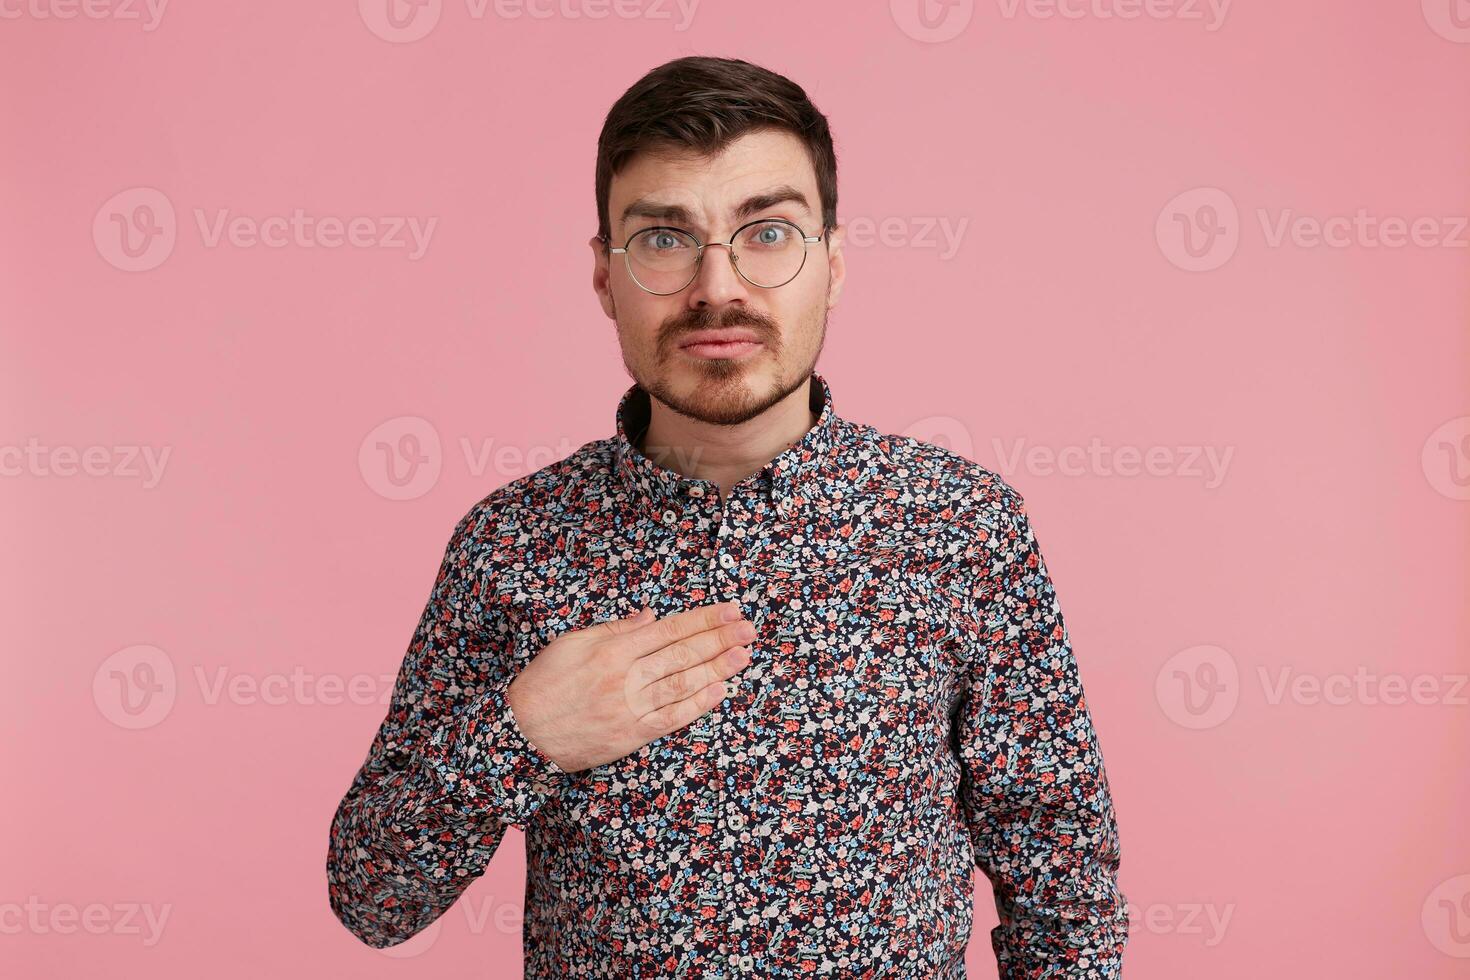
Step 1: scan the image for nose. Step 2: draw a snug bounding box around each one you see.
[685,242,750,309]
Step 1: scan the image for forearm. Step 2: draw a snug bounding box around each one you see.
[326,680,570,947]
[984,805,1128,978]
[951,487,1130,977]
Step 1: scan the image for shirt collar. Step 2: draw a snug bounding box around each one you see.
[612,371,841,521]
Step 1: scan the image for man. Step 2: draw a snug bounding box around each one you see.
[327,55,1128,978]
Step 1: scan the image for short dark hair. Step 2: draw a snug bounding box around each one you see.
[594,56,838,246]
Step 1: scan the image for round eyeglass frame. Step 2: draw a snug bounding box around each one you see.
[602,218,827,295]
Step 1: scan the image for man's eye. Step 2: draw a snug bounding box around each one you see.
[742,223,793,248]
[639,231,689,251]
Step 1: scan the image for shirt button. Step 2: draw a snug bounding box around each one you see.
[728,812,746,830]
[661,507,678,524]
[718,553,737,570]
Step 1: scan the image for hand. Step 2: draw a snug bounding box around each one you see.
[506,601,756,773]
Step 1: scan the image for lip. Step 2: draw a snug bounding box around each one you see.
[678,328,763,349]
[677,328,765,360]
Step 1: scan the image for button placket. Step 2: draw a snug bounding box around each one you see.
[699,492,759,967]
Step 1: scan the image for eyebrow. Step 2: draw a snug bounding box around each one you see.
[619,185,813,232]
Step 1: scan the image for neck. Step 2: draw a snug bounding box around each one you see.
[637,379,817,502]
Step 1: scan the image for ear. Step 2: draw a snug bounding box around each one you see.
[589,234,617,320]
[823,223,847,310]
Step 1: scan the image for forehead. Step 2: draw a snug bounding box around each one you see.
[609,128,819,229]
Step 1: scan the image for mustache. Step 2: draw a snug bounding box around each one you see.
[663,307,778,342]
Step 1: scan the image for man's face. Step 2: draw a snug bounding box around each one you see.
[591,127,846,427]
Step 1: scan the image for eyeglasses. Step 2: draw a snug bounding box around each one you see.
[602,218,826,295]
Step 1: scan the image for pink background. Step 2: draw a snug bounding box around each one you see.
[3,1,1468,976]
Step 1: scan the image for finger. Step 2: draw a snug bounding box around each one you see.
[639,679,730,736]
[634,616,757,689]
[612,600,745,659]
[605,606,656,635]
[638,643,751,714]
[585,606,655,640]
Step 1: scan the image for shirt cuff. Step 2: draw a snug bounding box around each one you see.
[430,677,574,828]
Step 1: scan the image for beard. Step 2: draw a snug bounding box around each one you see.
[619,302,828,427]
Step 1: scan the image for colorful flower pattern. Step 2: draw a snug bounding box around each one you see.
[327,372,1128,977]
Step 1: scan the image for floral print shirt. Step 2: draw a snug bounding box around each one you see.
[326,371,1128,978]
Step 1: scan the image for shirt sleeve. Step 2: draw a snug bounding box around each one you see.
[326,501,574,948]
[948,488,1129,978]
